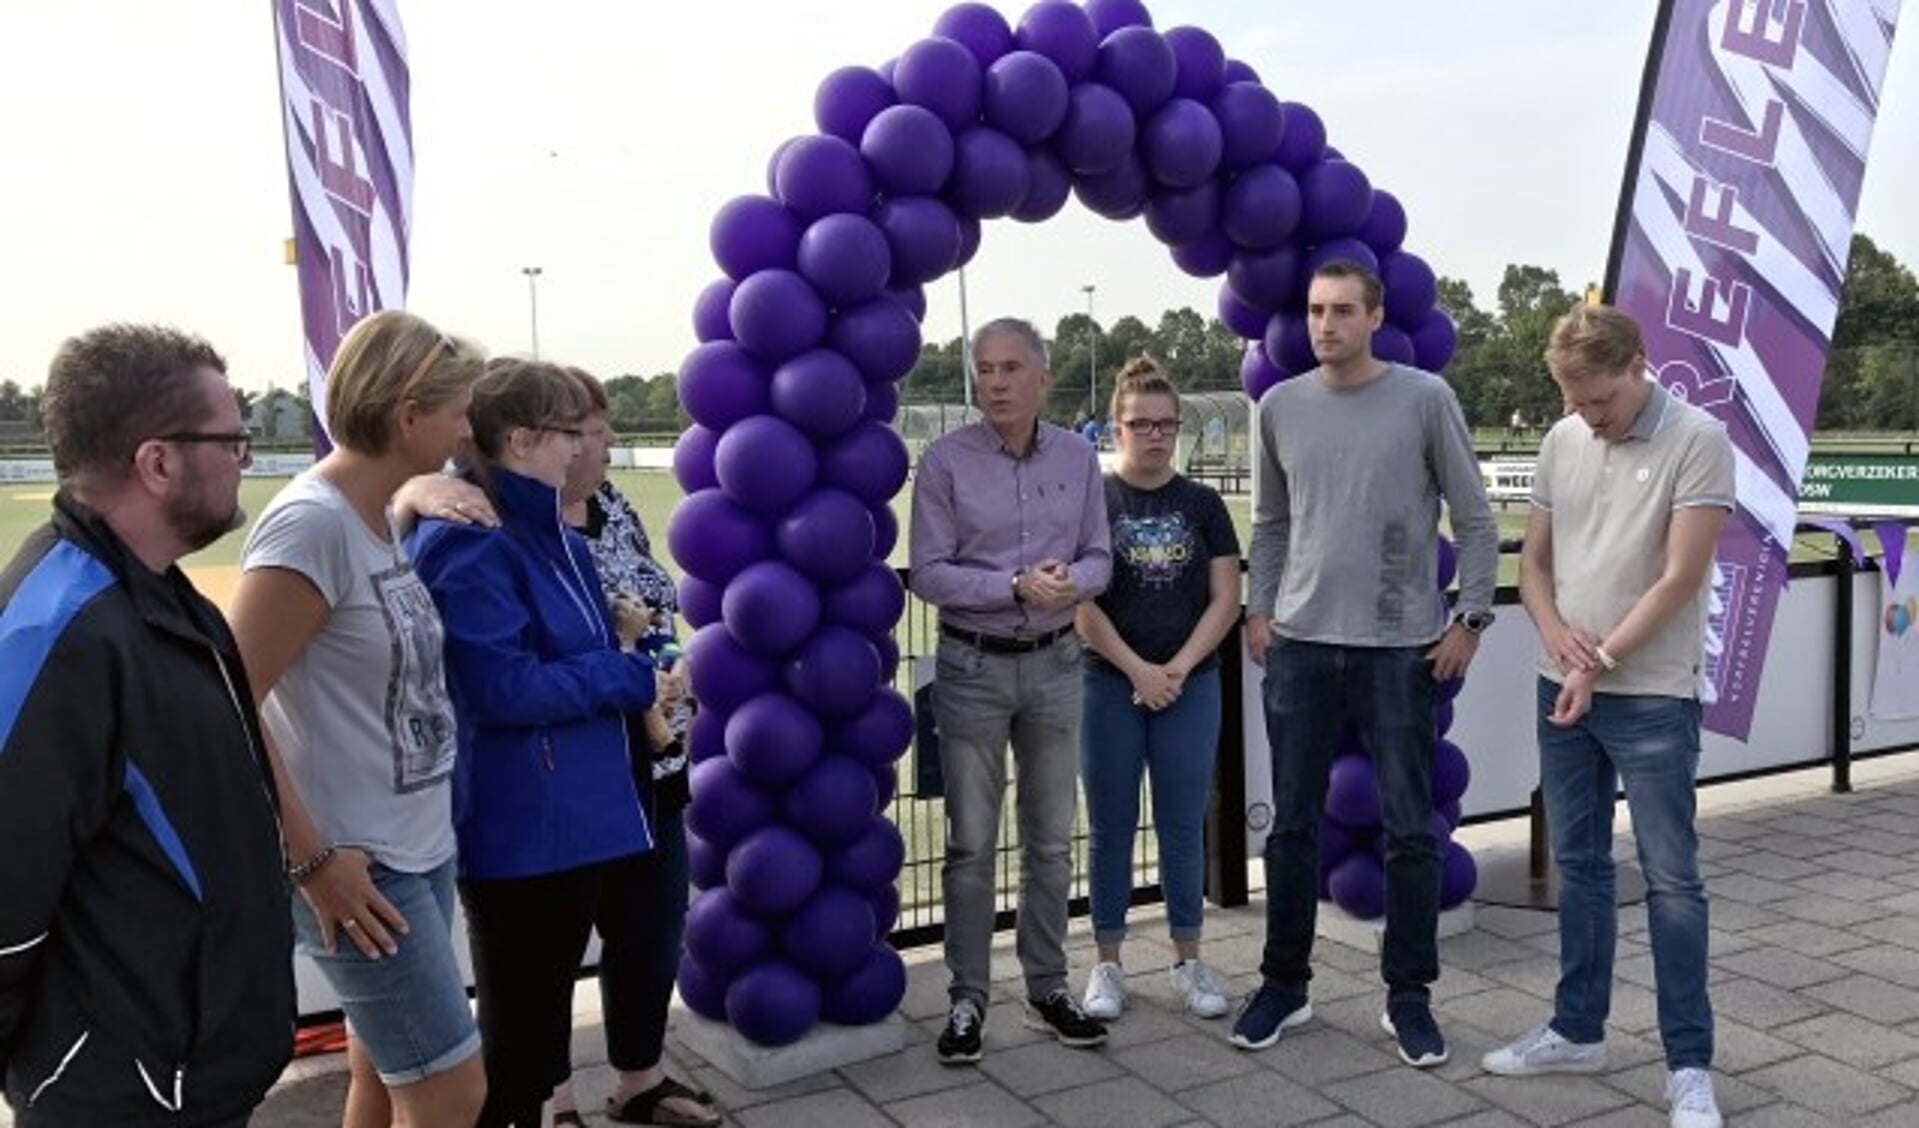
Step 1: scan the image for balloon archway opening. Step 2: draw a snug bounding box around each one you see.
[671,0,1467,1048]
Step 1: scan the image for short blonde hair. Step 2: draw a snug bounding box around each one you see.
[1544,303,1644,380]
[467,357,592,461]
[325,310,484,453]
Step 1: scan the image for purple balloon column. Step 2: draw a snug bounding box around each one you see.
[674,0,1472,1046]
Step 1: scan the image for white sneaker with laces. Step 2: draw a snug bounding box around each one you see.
[1082,961,1126,1020]
[1169,959,1229,1018]
[1481,1022,1607,1076]
[1666,1067,1722,1128]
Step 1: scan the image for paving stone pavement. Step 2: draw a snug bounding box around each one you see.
[13,755,1919,1126]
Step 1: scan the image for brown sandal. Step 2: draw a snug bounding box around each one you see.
[607,1075,721,1126]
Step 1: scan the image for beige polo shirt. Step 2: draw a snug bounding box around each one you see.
[1532,381,1735,698]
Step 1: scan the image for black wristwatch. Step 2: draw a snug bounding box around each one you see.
[1455,609,1495,634]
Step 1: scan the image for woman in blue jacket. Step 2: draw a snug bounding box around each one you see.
[407,357,657,1128]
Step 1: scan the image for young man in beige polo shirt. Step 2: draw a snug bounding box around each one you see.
[1483,304,1733,1128]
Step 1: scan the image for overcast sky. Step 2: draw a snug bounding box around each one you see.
[3,1,1914,392]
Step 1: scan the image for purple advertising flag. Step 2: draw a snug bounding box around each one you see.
[273,0,414,445]
[1606,0,1903,739]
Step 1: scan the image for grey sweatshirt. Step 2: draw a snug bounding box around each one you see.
[1247,363,1497,647]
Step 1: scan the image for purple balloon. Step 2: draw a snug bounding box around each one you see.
[1054,82,1136,175]
[983,50,1070,144]
[676,957,730,1022]
[823,561,908,636]
[1016,1,1099,83]
[830,297,922,383]
[781,887,877,980]
[711,196,802,281]
[1326,754,1381,830]
[688,703,726,768]
[774,135,874,222]
[677,341,770,432]
[686,623,782,714]
[824,817,906,892]
[1359,188,1408,255]
[1441,842,1478,910]
[778,488,877,585]
[875,196,963,286]
[821,944,908,1025]
[894,36,983,131]
[870,884,899,939]
[729,827,823,917]
[1297,160,1375,243]
[727,691,824,787]
[797,214,892,309]
[686,756,774,850]
[782,754,882,848]
[831,687,914,768]
[1228,244,1303,311]
[1435,534,1458,591]
[1095,26,1176,116]
[948,126,1030,219]
[770,349,867,440]
[1218,284,1268,340]
[1328,852,1386,919]
[1434,738,1471,806]
[1317,814,1365,878]
[1264,312,1315,374]
[1436,672,1464,704]
[668,490,773,585]
[714,414,817,514]
[1223,164,1302,250]
[1372,324,1416,366]
[678,573,723,630]
[687,828,726,887]
[729,269,829,363]
[956,214,983,269]
[870,503,899,559]
[1165,26,1226,102]
[1073,152,1151,220]
[820,421,911,505]
[1410,308,1458,372]
[1240,343,1284,401]
[1010,148,1073,221]
[1380,250,1438,330]
[1212,82,1284,172]
[673,424,721,494]
[1087,0,1152,36]
[684,889,772,976]
[1141,98,1222,188]
[1170,228,1235,277]
[861,104,956,197]
[863,381,900,424]
[1223,58,1261,85]
[1274,102,1327,171]
[726,959,821,1047]
[935,3,1016,67]
[886,284,928,322]
[872,631,900,685]
[693,278,737,343]
[722,563,822,659]
[1302,237,1380,284]
[786,627,883,717]
[1144,182,1220,247]
[764,136,804,197]
[1434,699,1456,741]
[871,760,898,808]
[1439,797,1463,829]
[815,66,896,144]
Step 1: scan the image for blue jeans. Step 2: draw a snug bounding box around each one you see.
[1537,678,1712,1070]
[1081,664,1221,945]
[1259,639,1439,1002]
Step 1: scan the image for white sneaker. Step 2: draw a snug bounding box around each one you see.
[1481,1022,1607,1076]
[1082,961,1126,1020]
[1667,1067,1723,1128]
[1169,959,1230,1018]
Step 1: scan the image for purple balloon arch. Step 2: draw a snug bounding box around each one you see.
[672,0,1468,1047]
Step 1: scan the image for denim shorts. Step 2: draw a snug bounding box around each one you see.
[292,856,480,1085]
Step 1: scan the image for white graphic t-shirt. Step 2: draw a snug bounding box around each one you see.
[244,470,458,872]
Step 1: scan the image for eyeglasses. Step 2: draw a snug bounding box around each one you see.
[158,431,253,460]
[1120,418,1181,437]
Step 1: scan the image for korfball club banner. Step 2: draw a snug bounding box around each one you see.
[273,0,414,440]
[1606,0,1903,739]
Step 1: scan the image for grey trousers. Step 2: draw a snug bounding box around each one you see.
[932,632,1084,1009]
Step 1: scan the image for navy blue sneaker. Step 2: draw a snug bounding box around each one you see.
[1381,999,1449,1068]
[1228,985,1312,1050]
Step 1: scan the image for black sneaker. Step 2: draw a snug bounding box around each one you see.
[1381,999,1449,1068]
[1229,984,1312,1050]
[936,999,983,1065]
[1023,988,1108,1047]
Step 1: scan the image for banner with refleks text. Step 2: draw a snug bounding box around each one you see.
[1605,0,1903,739]
[273,0,415,445]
